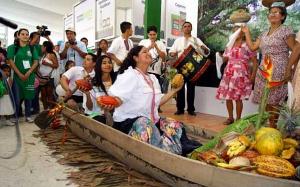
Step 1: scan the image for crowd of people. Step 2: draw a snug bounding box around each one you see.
[0,1,300,156]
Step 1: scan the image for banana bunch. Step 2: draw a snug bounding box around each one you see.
[227,135,250,158]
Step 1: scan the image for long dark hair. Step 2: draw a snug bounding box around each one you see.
[118,45,143,74]
[14,28,29,47]
[92,55,116,95]
[96,39,108,58]
[42,41,54,54]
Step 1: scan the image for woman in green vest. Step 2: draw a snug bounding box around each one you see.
[7,28,39,122]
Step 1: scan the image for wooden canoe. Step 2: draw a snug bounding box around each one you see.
[62,108,300,187]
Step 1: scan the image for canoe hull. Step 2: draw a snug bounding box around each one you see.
[62,108,300,187]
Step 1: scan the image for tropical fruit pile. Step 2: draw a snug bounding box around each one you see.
[190,114,300,180]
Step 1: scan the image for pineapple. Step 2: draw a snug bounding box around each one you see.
[277,105,300,137]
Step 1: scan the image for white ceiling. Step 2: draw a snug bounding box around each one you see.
[0,0,80,44]
[15,0,78,15]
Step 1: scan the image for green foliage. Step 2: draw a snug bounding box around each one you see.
[198,0,300,51]
[189,113,269,159]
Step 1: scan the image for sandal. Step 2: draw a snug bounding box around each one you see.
[223,118,234,125]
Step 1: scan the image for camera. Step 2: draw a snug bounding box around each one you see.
[69,41,77,45]
[36,25,51,37]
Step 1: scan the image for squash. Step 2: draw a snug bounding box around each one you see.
[253,155,296,178]
[97,96,118,106]
[171,74,184,89]
[255,127,280,141]
[255,132,283,156]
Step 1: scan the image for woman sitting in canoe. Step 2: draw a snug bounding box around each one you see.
[100,46,201,155]
[80,55,116,124]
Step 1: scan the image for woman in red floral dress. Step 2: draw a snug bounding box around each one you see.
[216,27,258,125]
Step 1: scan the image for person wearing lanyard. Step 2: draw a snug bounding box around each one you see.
[7,28,39,122]
[169,21,210,116]
[59,27,87,67]
[101,46,201,155]
[107,21,133,72]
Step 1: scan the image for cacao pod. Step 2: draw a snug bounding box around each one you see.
[253,155,296,178]
[239,150,260,162]
[283,138,299,149]
[197,150,218,163]
[97,96,118,106]
[171,74,184,89]
[280,147,296,160]
[75,79,92,91]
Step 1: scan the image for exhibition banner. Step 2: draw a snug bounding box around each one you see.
[165,0,198,47]
[74,0,96,47]
[96,0,115,40]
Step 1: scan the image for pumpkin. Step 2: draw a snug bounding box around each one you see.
[255,127,281,141]
[253,155,296,178]
[97,96,118,106]
[255,132,283,156]
[171,74,184,89]
[75,79,92,91]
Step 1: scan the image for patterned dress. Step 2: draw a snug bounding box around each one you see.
[252,26,294,105]
[216,43,255,100]
[292,31,300,112]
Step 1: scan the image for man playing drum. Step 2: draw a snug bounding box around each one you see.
[169,21,210,116]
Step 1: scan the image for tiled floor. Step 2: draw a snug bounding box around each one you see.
[160,101,227,134]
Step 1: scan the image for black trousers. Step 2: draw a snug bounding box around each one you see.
[176,81,195,112]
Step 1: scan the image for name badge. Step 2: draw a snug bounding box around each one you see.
[23,60,31,69]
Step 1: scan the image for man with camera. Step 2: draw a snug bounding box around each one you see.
[59,27,87,67]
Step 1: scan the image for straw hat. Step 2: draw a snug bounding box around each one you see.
[262,0,295,7]
[229,8,251,23]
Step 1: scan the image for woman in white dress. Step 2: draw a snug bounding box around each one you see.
[100,46,201,155]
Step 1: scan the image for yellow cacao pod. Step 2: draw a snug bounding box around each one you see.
[253,155,296,178]
[280,147,296,160]
[171,74,184,89]
[283,138,299,149]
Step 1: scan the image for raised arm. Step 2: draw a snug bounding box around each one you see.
[241,26,260,51]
